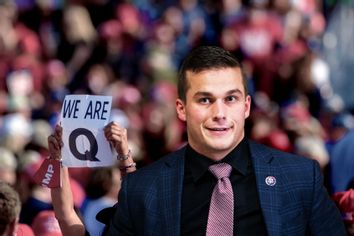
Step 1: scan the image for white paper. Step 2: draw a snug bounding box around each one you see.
[60,95,113,167]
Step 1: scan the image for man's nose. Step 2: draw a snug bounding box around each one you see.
[211,100,226,120]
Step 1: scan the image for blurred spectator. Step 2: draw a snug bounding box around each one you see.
[18,159,53,225]
[15,150,42,203]
[82,166,121,236]
[45,59,68,93]
[132,0,171,22]
[57,4,97,91]
[277,95,331,170]
[220,0,245,26]
[26,119,52,154]
[31,210,62,236]
[17,150,42,177]
[332,189,354,235]
[178,0,207,47]
[326,112,354,153]
[110,82,145,162]
[248,91,292,152]
[0,0,18,55]
[281,96,326,139]
[144,19,178,83]
[294,135,329,170]
[0,113,32,155]
[115,3,146,39]
[86,63,114,95]
[222,0,283,97]
[142,81,185,162]
[0,181,35,236]
[322,1,354,110]
[0,181,20,231]
[109,2,146,85]
[329,129,354,194]
[0,147,17,185]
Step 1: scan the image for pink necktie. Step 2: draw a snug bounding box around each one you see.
[206,163,234,236]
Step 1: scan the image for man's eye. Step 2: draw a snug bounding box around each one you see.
[225,96,237,102]
[199,98,210,104]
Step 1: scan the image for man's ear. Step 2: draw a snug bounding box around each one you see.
[176,99,186,122]
[245,95,251,119]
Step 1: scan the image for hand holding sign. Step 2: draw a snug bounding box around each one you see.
[104,121,129,156]
[48,124,63,160]
[33,124,63,188]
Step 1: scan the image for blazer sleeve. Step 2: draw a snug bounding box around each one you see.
[107,176,134,236]
[308,160,347,235]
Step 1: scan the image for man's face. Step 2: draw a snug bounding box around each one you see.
[176,67,251,160]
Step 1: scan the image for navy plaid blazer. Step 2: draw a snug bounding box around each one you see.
[107,140,346,236]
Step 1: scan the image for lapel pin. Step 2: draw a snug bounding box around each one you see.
[265,176,276,186]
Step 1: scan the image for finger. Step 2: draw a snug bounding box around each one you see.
[48,135,60,150]
[104,121,115,130]
[106,121,124,131]
[54,125,64,147]
[110,133,124,143]
[104,123,116,136]
[106,134,122,144]
[56,124,63,137]
[109,128,124,137]
[105,126,125,140]
[107,129,127,143]
[110,121,121,128]
[51,134,63,148]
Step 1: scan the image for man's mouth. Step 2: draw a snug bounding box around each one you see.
[207,127,229,131]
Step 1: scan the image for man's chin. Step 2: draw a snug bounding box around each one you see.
[207,142,234,153]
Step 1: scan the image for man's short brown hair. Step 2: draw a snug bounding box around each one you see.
[177,46,248,102]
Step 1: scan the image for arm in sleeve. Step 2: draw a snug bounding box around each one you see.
[107,176,134,236]
[308,160,347,235]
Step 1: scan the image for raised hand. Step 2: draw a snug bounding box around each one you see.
[104,121,136,175]
[103,121,129,157]
[48,124,63,160]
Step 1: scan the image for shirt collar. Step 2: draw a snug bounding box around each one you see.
[185,138,250,183]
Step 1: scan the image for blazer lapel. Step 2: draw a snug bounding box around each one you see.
[249,141,282,236]
[160,147,186,236]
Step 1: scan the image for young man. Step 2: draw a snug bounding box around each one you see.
[107,46,346,235]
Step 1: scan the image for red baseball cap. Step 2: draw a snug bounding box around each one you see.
[31,210,62,236]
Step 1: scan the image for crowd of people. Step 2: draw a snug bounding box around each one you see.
[0,0,353,235]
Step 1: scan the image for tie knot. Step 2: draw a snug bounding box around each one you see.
[209,163,232,180]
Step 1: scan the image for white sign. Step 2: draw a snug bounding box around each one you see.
[60,95,113,167]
